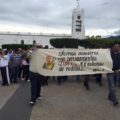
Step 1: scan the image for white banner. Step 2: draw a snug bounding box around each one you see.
[30,49,113,76]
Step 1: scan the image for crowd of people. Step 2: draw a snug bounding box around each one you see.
[0,44,120,107]
[0,48,29,85]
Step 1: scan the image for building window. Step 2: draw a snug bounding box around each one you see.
[76,20,81,23]
[76,24,81,27]
[76,29,81,32]
[21,40,24,45]
[33,40,36,45]
[77,15,81,19]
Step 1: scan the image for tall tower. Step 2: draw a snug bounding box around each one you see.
[72,0,85,39]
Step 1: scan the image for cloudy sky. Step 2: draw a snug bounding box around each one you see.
[0,0,120,36]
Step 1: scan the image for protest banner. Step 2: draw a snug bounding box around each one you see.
[30,49,113,76]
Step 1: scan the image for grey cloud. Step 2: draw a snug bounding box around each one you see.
[113,29,120,35]
[0,0,71,27]
[84,0,120,29]
[101,2,110,6]
[0,0,120,31]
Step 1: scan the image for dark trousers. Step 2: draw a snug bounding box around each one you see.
[95,74,102,85]
[57,76,62,85]
[107,73,118,103]
[18,66,23,79]
[57,76,67,85]
[0,66,10,85]
[42,76,49,86]
[76,75,81,81]
[30,72,43,102]
[22,65,29,81]
[10,66,19,82]
[84,75,90,90]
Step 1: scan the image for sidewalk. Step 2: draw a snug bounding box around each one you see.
[0,82,20,110]
[0,81,32,120]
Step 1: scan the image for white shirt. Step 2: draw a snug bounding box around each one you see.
[0,55,9,67]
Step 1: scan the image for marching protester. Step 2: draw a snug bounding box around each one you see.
[0,50,10,86]
[9,49,21,83]
[17,48,23,80]
[29,45,43,105]
[21,50,30,82]
[42,45,49,86]
[107,44,120,106]
[117,45,120,87]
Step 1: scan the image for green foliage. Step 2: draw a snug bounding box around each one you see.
[50,38,80,48]
[78,39,111,48]
[2,44,32,50]
[50,38,120,48]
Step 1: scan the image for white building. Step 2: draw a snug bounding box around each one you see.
[0,32,71,48]
[0,0,85,48]
[72,0,85,39]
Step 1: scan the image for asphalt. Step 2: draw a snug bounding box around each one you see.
[0,81,32,120]
[31,76,120,120]
[1,76,120,120]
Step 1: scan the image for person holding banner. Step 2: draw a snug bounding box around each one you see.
[117,45,120,87]
[107,44,120,106]
[29,45,43,105]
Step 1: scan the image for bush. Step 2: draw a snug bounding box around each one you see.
[2,44,33,50]
[50,38,80,48]
[50,38,120,48]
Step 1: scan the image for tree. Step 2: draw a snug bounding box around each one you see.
[50,37,120,48]
[50,38,80,48]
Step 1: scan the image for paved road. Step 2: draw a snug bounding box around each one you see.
[31,78,120,120]
[0,81,32,120]
[0,84,20,110]
[0,76,120,120]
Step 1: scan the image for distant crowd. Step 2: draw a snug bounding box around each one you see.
[0,45,49,85]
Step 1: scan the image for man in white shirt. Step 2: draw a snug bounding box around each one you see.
[0,50,10,86]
